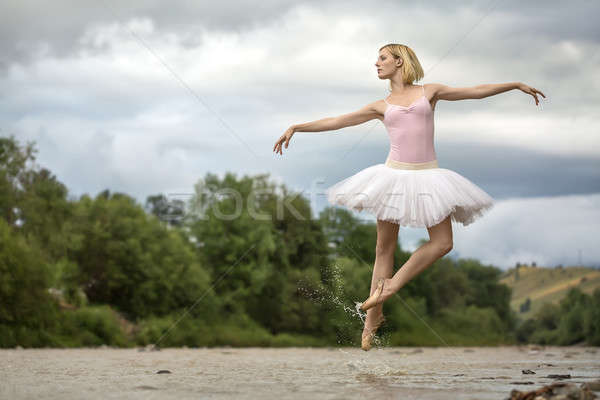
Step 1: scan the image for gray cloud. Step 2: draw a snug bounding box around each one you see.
[0,0,318,69]
[3,0,599,68]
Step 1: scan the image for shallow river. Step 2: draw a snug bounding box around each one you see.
[1,346,598,399]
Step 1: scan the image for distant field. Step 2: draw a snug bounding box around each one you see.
[499,265,600,320]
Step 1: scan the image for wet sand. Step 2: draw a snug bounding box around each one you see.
[1,346,599,399]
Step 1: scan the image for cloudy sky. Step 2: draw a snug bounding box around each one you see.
[1,0,599,270]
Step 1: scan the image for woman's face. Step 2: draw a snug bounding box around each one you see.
[375,49,400,79]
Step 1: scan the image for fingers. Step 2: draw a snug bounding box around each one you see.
[273,136,286,155]
[277,138,287,154]
[531,88,545,104]
[274,131,294,155]
[527,87,544,105]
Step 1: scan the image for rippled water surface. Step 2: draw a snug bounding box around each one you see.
[1,346,599,399]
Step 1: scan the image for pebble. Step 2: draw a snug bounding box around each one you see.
[506,381,598,400]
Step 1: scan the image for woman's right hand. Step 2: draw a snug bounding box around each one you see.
[517,82,546,106]
[273,126,295,155]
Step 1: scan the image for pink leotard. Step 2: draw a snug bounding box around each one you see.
[383,85,437,163]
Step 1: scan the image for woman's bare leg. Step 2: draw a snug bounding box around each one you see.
[363,219,399,335]
[377,215,454,303]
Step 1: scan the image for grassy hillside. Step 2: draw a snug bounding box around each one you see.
[499,265,600,320]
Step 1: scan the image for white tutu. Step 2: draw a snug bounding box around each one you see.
[326,161,494,228]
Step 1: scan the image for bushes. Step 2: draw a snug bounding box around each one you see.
[516,287,600,345]
[0,219,62,347]
[134,311,328,347]
[57,305,130,347]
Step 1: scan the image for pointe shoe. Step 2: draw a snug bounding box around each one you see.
[360,277,386,312]
[361,314,386,351]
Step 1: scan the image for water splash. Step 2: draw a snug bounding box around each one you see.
[338,347,406,376]
[296,262,389,349]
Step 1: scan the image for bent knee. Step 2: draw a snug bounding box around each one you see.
[433,240,453,255]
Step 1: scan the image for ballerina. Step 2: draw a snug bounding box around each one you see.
[273,43,545,351]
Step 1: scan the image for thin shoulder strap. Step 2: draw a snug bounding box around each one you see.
[383,97,390,104]
[421,84,425,96]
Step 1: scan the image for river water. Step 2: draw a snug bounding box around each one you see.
[1,346,598,399]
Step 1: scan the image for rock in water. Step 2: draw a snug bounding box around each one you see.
[507,381,597,400]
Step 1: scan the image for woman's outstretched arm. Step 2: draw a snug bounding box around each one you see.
[430,82,546,105]
[273,101,382,155]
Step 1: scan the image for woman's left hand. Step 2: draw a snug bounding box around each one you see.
[518,83,546,106]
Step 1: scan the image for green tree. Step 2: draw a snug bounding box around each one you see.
[584,289,600,345]
[67,190,216,321]
[0,134,75,271]
[0,219,60,346]
[459,259,516,332]
[0,135,37,226]
[188,172,331,335]
[145,193,186,227]
[556,288,590,345]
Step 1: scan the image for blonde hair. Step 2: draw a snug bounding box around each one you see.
[379,43,424,90]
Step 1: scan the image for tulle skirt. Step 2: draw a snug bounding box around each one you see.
[326,158,494,228]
